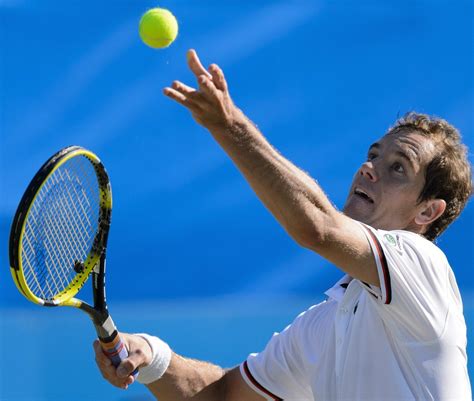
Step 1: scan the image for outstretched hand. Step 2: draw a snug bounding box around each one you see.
[94,333,152,389]
[164,49,240,130]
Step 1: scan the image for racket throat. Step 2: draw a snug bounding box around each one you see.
[79,302,117,341]
[94,314,119,342]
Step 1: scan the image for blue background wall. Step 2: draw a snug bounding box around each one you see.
[0,1,472,400]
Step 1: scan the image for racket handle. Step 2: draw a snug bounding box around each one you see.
[100,333,139,378]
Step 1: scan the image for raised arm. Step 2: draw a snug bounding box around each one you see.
[164,49,379,286]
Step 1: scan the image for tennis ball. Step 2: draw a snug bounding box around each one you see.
[139,8,178,49]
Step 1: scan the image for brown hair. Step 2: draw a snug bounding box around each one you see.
[387,112,472,241]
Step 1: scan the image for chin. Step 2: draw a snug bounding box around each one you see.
[343,202,372,225]
[344,192,379,221]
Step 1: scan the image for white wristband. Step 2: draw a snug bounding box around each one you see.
[134,333,172,384]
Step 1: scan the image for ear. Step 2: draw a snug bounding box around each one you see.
[414,199,447,226]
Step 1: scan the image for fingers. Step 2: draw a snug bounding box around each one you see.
[164,78,217,109]
[166,81,196,106]
[164,50,235,129]
[172,80,195,96]
[187,49,212,79]
[163,86,203,110]
[94,340,122,387]
[165,50,227,106]
[197,75,219,99]
[188,49,228,93]
[117,359,137,378]
[171,80,207,105]
[208,64,228,92]
[94,340,112,369]
[93,339,137,390]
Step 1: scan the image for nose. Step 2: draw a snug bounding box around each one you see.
[359,161,378,182]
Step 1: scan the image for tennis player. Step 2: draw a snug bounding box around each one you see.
[94,49,472,400]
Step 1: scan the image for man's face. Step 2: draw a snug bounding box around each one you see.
[343,130,436,231]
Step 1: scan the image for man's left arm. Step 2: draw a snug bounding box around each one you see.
[164,49,379,287]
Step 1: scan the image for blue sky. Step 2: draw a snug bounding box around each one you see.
[0,0,472,302]
[0,2,473,399]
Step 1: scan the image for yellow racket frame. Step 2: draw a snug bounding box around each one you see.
[10,147,112,307]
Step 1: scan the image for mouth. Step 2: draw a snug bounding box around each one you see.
[354,187,374,204]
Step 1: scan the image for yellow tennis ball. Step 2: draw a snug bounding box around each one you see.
[139,8,178,49]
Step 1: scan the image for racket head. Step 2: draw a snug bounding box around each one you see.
[9,146,112,307]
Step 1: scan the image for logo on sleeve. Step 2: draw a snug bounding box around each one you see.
[383,233,403,253]
[384,234,397,247]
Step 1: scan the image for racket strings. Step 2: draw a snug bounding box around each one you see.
[21,156,100,300]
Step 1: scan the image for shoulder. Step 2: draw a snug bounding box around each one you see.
[361,228,460,339]
[390,230,447,265]
[366,226,449,269]
[359,225,454,305]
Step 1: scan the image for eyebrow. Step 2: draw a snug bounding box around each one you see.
[368,143,379,152]
[368,142,419,169]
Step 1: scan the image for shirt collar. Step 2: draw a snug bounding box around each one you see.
[324,274,353,302]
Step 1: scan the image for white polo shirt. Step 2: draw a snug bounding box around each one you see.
[240,225,471,400]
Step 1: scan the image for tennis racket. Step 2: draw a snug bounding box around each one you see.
[9,145,136,376]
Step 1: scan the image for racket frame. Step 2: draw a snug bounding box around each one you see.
[9,145,126,349]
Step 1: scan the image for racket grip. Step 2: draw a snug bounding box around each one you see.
[100,333,139,378]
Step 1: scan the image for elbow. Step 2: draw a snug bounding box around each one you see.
[280,199,338,251]
[287,220,327,251]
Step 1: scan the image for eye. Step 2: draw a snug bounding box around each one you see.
[392,162,405,174]
[367,152,377,161]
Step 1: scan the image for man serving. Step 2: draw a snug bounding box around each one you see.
[94,49,472,400]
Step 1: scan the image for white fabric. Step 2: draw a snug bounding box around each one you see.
[242,226,471,400]
[135,333,172,384]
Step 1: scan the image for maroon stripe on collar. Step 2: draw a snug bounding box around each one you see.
[243,361,283,401]
[366,230,392,304]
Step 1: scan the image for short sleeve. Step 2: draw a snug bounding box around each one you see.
[359,224,450,340]
[241,309,315,400]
